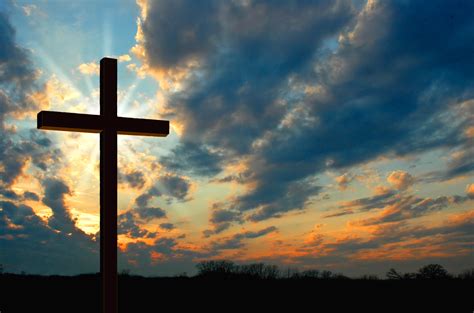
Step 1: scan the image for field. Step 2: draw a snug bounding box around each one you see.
[1,273,472,312]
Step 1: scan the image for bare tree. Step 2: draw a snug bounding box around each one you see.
[386,268,403,280]
[417,264,450,279]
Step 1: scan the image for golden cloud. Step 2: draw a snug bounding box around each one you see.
[77,62,99,75]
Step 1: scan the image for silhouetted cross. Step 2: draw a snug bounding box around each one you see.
[37,58,169,313]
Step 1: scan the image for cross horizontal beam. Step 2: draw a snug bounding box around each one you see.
[116,117,169,137]
[37,111,169,137]
[38,111,102,133]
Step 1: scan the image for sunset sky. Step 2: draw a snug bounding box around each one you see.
[0,0,473,277]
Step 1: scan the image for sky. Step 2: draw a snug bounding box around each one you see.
[0,0,473,277]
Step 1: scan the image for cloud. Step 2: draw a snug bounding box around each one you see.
[335,173,354,191]
[0,199,98,274]
[135,186,161,207]
[136,0,474,225]
[323,209,353,219]
[136,207,166,221]
[338,188,398,212]
[118,54,131,62]
[0,12,60,192]
[158,175,191,201]
[387,170,415,190]
[245,181,323,222]
[351,194,471,226]
[467,184,474,199]
[133,174,191,209]
[118,211,154,238]
[0,12,38,95]
[21,4,37,16]
[291,210,474,275]
[0,7,196,276]
[0,13,100,275]
[203,207,243,237]
[119,170,145,189]
[326,185,472,224]
[77,62,99,75]
[118,236,212,275]
[209,226,277,251]
[159,223,175,230]
[160,142,223,177]
[42,178,76,233]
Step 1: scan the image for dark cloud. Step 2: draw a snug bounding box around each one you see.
[152,0,355,182]
[135,186,161,207]
[160,142,223,177]
[245,182,323,222]
[354,195,471,226]
[140,1,220,70]
[0,11,100,275]
[339,189,398,212]
[211,172,251,184]
[424,142,474,182]
[139,0,474,224]
[118,236,214,276]
[134,175,191,209]
[159,223,175,230]
[119,170,145,189]
[123,174,191,239]
[325,187,472,225]
[0,199,98,275]
[0,12,60,196]
[136,207,167,221]
[203,207,243,237]
[0,11,37,98]
[118,211,152,238]
[323,208,353,219]
[209,226,277,250]
[42,178,77,233]
[23,191,39,201]
[0,187,19,200]
[158,175,191,201]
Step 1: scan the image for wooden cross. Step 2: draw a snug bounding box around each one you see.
[37,58,169,313]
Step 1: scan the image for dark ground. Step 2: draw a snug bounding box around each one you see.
[0,274,472,312]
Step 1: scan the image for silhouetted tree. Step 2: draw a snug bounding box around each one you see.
[417,264,450,279]
[301,269,320,279]
[175,272,188,278]
[263,264,280,279]
[120,269,131,276]
[196,260,237,278]
[458,268,474,280]
[359,274,379,280]
[320,270,333,279]
[239,263,280,279]
[284,267,300,279]
[386,268,403,280]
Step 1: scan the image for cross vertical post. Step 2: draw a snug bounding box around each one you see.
[100,58,118,313]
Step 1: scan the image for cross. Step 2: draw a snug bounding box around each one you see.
[37,58,169,313]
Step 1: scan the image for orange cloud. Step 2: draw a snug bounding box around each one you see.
[335,173,353,191]
[466,183,474,198]
[387,170,414,190]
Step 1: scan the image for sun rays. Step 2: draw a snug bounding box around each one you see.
[31,42,167,236]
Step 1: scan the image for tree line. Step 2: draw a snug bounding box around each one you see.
[1,261,473,280]
[195,260,474,280]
